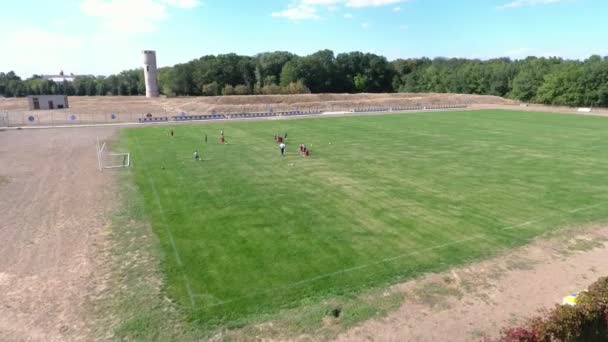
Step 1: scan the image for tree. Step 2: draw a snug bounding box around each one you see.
[255,51,295,87]
[280,60,300,87]
[3,51,608,104]
[353,74,368,92]
[297,49,338,93]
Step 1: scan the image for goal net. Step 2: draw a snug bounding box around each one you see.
[97,137,130,170]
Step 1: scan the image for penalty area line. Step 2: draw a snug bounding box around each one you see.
[201,201,606,308]
[133,137,197,308]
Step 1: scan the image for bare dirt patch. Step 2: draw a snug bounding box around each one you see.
[1,93,511,115]
[471,103,608,116]
[335,226,608,342]
[0,127,116,341]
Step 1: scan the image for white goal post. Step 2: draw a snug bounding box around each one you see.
[97,137,130,171]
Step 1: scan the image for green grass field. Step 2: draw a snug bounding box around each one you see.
[124,109,608,328]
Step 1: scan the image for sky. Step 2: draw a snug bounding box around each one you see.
[0,0,607,77]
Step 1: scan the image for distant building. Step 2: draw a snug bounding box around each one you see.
[42,70,76,83]
[27,95,69,110]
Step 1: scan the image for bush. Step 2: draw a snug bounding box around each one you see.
[261,84,282,95]
[202,82,220,96]
[283,81,311,94]
[497,277,608,342]
[499,327,538,342]
[234,84,250,95]
[223,85,235,96]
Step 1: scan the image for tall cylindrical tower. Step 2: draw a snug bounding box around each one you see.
[142,50,159,98]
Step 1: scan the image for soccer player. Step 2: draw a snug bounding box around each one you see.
[193,150,200,161]
[204,133,207,143]
[221,129,224,137]
[279,142,286,156]
[170,129,174,137]
[220,135,225,143]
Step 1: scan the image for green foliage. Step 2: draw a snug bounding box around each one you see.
[125,110,608,329]
[3,52,608,106]
[500,277,608,342]
[233,84,250,95]
[255,51,295,87]
[279,60,299,87]
[336,51,395,93]
[223,84,235,96]
[353,74,368,92]
[202,82,220,96]
[261,84,282,95]
[282,81,311,94]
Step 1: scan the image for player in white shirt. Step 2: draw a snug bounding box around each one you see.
[279,143,286,156]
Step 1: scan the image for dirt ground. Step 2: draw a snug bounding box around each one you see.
[471,103,608,116]
[335,226,608,342]
[0,127,116,341]
[0,93,511,114]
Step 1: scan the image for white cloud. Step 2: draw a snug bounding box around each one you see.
[162,0,200,8]
[271,4,320,20]
[343,0,406,7]
[80,0,199,33]
[498,0,565,10]
[302,0,407,7]
[1,29,85,76]
[273,0,409,20]
[344,13,354,18]
[393,6,401,12]
[361,22,371,28]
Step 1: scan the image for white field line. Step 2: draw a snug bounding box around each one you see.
[200,202,606,308]
[133,137,196,308]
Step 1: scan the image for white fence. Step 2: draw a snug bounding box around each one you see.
[0,104,470,128]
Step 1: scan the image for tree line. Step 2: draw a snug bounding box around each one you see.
[2,51,608,107]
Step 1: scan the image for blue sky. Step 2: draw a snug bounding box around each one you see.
[0,0,606,77]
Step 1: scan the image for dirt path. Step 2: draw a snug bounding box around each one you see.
[336,226,608,342]
[471,103,608,116]
[0,127,116,341]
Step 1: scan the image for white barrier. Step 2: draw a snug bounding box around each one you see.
[578,108,592,113]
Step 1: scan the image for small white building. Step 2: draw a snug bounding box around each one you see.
[27,95,69,110]
[42,70,76,83]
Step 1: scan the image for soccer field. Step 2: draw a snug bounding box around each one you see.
[124,109,608,327]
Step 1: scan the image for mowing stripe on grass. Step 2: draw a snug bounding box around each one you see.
[200,202,605,308]
[125,110,608,325]
[133,137,197,308]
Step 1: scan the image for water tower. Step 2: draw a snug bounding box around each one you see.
[142,50,159,98]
